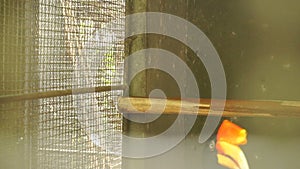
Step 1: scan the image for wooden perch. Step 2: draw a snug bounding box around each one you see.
[0,85,125,104]
[118,97,300,118]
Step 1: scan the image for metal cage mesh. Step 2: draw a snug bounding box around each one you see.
[0,0,124,168]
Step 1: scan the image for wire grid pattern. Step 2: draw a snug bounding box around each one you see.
[1,0,124,169]
[0,1,30,168]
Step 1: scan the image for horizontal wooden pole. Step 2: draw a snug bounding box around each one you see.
[118,97,300,118]
[0,85,125,104]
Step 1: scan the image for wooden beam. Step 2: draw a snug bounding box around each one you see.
[0,85,125,104]
[118,97,300,118]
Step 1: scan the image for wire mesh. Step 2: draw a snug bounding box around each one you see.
[1,0,125,169]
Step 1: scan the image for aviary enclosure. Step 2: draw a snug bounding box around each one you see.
[1,0,300,169]
[1,0,124,168]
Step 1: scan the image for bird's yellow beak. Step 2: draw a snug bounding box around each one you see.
[217,120,247,145]
[216,120,249,169]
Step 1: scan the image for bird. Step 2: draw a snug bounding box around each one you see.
[216,120,249,169]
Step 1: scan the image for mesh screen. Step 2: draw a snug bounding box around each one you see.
[0,0,125,169]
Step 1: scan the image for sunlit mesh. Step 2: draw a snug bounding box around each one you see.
[0,0,124,168]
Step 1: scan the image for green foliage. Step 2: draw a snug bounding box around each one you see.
[98,46,118,85]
